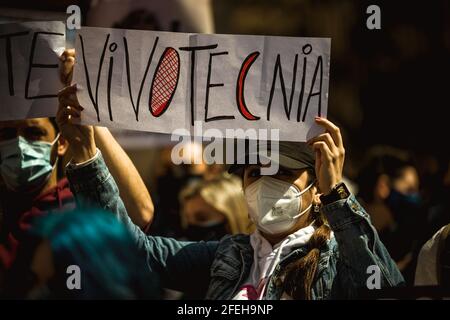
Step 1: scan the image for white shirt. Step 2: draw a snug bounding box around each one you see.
[233,224,317,300]
[414,225,447,286]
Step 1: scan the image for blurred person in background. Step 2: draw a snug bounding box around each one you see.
[415,222,450,288]
[151,142,226,238]
[165,173,252,299]
[179,173,253,241]
[415,159,450,287]
[0,117,73,271]
[2,209,160,299]
[356,146,427,284]
[423,158,450,237]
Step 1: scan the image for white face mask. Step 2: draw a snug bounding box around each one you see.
[245,176,314,235]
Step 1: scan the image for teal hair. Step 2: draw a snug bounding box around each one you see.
[30,209,160,299]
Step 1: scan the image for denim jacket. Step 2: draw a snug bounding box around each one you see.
[66,152,405,299]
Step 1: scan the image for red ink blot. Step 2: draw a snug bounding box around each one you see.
[150,47,180,117]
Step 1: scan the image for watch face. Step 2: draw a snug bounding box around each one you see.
[336,184,349,199]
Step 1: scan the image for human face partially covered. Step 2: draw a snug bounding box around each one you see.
[0,118,67,194]
[392,166,420,196]
[243,165,318,243]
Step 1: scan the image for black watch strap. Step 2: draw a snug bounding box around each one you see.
[320,182,350,205]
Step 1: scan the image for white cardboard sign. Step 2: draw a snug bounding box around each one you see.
[76,27,331,141]
[0,21,65,121]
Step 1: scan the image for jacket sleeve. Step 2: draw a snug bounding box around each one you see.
[322,194,405,296]
[65,151,218,295]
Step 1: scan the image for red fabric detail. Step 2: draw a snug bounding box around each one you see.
[0,178,75,269]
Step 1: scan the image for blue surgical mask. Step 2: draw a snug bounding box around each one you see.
[387,188,422,208]
[386,188,423,223]
[0,134,59,193]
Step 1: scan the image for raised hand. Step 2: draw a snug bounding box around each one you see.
[307,117,345,195]
[56,84,96,164]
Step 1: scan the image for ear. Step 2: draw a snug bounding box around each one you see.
[310,180,322,205]
[375,174,391,200]
[313,192,322,206]
[56,135,69,157]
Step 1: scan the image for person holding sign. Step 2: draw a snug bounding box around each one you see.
[0,117,72,270]
[0,50,154,272]
[56,75,404,299]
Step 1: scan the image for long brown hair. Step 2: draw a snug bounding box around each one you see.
[281,210,331,299]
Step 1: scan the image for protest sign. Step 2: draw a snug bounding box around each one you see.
[0,21,65,121]
[84,0,215,149]
[74,27,330,142]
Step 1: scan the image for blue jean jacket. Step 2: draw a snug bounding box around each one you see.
[66,152,404,299]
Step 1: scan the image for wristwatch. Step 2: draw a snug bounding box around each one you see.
[320,182,350,205]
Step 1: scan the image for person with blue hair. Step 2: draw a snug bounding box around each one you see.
[3,209,160,299]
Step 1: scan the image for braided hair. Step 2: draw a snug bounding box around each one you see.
[281,203,331,299]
